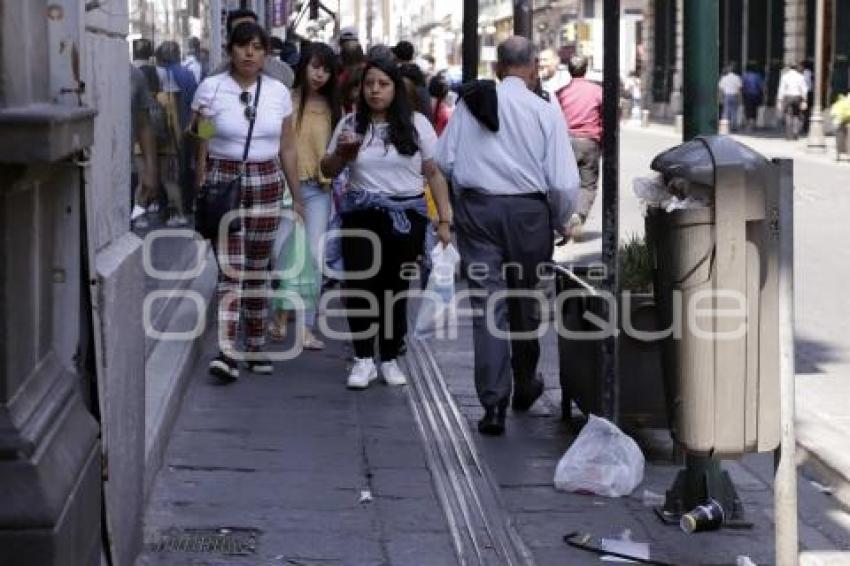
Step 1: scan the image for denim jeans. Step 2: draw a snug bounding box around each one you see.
[271,181,331,328]
[723,94,740,130]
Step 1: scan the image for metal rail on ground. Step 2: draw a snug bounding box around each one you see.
[403,339,535,566]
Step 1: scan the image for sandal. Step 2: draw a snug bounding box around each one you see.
[268,321,287,342]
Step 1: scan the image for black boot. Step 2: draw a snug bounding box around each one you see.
[478,403,507,436]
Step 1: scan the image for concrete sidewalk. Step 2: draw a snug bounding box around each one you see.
[427,318,849,565]
[137,327,457,565]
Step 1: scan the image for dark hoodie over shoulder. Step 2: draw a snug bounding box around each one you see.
[458,80,499,133]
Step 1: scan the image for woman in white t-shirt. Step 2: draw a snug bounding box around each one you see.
[191,23,303,382]
[321,56,452,390]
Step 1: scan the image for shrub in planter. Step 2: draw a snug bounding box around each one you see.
[555,235,667,428]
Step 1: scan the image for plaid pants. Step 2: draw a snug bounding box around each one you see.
[208,158,283,355]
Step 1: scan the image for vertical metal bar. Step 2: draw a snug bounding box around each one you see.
[513,0,532,38]
[210,0,223,68]
[683,0,719,140]
[672,0,727,519]
[462,0,479,83]
[600,0,620,422]
[742,0,749,74]
[774,158,799,565]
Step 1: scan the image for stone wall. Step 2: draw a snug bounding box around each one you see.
[784,0,807,65]
[83,4,146,566]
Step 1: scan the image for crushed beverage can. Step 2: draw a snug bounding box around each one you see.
[680,499,725,534]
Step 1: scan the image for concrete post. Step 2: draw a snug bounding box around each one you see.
[806,0,826,151]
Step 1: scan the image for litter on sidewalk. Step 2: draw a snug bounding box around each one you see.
[600,530,650,563]
[641,489,666,507]
[809,480,834,495]
[564,531,673,565]
[554,415,645,498]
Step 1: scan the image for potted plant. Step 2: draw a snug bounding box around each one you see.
[555,235,667,428]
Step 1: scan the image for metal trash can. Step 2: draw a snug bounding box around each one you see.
[646,136,782,457]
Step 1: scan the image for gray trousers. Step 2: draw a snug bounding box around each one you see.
[570,137,601,218]
[454,189,554,409]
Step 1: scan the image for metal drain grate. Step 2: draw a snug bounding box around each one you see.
[146,528,259,555]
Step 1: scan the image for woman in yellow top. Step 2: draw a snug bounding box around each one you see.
[269,42,341,349]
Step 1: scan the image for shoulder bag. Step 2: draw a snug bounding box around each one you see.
[195,75,262,240]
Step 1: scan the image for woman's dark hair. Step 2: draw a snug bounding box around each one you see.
[155,41,181,66]
[398,63,425,87]
[428,74,449,101]
[227,22,270,54]
[340,42,365,68]
[398,63,425,114]
[339,65,363,112]
[226,9,258,34]
[293,42,342,130]
[356,57,418,157]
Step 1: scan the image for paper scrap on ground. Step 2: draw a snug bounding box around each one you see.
[642,489,666,507]
[600,530,650,563]
[809,480,834,494]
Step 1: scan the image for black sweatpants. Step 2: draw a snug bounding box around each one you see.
[341,207,427,361]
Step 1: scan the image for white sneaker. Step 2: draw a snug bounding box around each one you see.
[166,214,188,227]
[380,360,407,386]
[133,215,150,229]
[131,204,146,220]
[347,357,377,389]
[567,213,584,242]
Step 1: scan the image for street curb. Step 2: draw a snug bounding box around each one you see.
[798,443,850,514]
[143,249,217,503]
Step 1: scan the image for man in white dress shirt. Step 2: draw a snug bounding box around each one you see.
[776,63,809,140]
[435,36,580,436]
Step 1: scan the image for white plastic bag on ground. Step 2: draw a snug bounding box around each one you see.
[414,243,460,338]
[554,415,645,497]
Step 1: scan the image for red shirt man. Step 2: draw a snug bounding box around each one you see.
[554,55,603,237]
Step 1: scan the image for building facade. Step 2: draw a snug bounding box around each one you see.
[644,0,850,120]
[0,1,145,565]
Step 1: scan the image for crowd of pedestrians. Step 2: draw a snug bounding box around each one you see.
[716,59,834,141]
[131,8,621,437]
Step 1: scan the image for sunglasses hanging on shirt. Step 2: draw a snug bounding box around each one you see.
[240,90,257,121]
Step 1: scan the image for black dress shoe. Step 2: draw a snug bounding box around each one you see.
[478,405,506,436]
[512,377,544,412]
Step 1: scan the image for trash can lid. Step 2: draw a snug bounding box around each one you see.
[650,135,771,187]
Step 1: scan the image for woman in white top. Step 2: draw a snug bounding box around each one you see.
[191,23,303,382]
[321,56,452,390]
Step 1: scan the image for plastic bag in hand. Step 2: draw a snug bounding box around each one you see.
[414,243,460,339]
[554,415,645,497]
